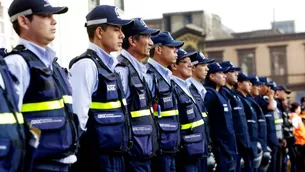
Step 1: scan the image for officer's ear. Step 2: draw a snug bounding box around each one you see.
[209,73,216,80]
[155,46,162,55]
[191,65,196,72]
[17,15,30,31]
[170,63,178,71]
[128,36,137,47]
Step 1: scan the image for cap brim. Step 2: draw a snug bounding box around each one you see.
[228,66,241,71]
[212,66,230,73]
[108,19,134,26]
[140,28,160,35]
[285,90,292,94]
[164,40,184,48]
[266,82,274,87]
[36,6,68,15]
[201,58,215,64]
[252,81,264,85]
[180,51,197,59]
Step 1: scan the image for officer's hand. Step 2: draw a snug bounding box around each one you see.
[267,89,275,98]
[281,139,287,148]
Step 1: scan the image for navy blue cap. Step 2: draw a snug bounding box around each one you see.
[237,72,250,82]
[207,63,229,74]
[8,0,68,22]
[122,18,160,37]
[259,77,273,86]
[151,31,184,47]
[248,75,264,85]
[274,85,291,94]
[219,61,241,72]
[191,51,215,65]
[177,49,197,61]
[85,5,133,27]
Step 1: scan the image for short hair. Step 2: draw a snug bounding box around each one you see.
[290,102,300,113]
[12,15,33,35]
[122,34,141,50]
[86,23,108,40]
[300,97,305,104]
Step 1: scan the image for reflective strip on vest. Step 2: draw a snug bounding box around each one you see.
[153,109,178,117]
[131,109,151,118]
[22,99,64,112]
[275,119,284,124]
[0,112,24,124]
[90,99,127,110]
[202,112,207,118]
[63,95,73,104]
[181,119,204,130]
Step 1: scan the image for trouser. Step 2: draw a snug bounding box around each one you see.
[295,145,305,172]
[176,153,201,172]
[287,144,297,172]
[241,155,254,172]
[32,162,70,172]
[70,153,125,172]
[126,157,151,172]
[214,149,236,172]
[152,154,175,172]
[198,157,208,172]
[267,144,279,172]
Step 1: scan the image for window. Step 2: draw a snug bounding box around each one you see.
[88,0,99,11]
[269,46,287,84]
[207,51,223,63]
[184,14,192,25]
[237,48,256,75]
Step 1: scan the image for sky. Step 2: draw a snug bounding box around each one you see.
[123,0,305,33]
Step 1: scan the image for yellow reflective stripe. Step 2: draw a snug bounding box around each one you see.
[16,113,24,124]
[0,113,18,124]
[22,99,64,112]
[181,119,204,130]
[62,95,72,104]
[275,119,284,124]
[153,110,178,117]
[91,100,123,110]
[202,112,207,118]
[131,109,151,118]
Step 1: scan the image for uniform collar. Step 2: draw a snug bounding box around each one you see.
[172,75,194,101]
[118,49,147,79]
[88,42,116,72]
[147,58,172,84]
[19,38,56,68]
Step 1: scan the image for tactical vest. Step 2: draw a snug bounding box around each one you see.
[117,57,158,159]
[10,45,78,160]
[205,87,237,156]
[235,91,258,159]
[146,64,180,154]
[255,96,280,146]
[0,50,26,171]
[220,87,251,151]
[273,102,284,140]
[189,83,210,157]
[173,81,206,158]
[247,96,268,152]
[69,50,131,154]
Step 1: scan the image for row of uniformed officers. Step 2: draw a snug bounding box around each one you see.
[1,0,292,171]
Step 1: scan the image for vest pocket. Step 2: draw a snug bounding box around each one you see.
[93,112,128,151]
[131,85,148,109]
[180,102,195,121]
[26,116,72,158]
[158,122,179,152]
[182,133,204,158]
[0,139,12,170]
[158,92,174,111]
[131,125,153,157]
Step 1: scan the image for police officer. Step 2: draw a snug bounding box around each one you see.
[255,77,280,172]
[146,31,184,172]
[204,62,238,172]
[247,75,271,172]
[6,0,78,171]
[0,49,28,171]
[187,51,215,172]
[235,72,260,172]
[274,85,296,172]
[115,18,159,172]
[169,49,206,171]
[219,61,252,171]
[68,5,133,172]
